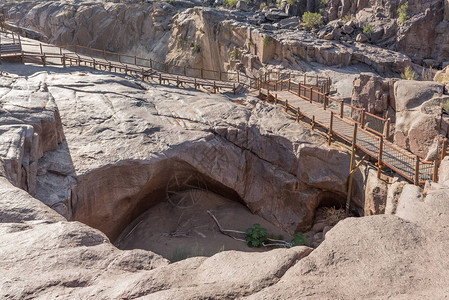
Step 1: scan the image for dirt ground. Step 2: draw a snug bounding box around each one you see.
[115,189,293,262]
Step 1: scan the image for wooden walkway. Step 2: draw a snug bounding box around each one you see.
[1,25,447,185]
[259,87,447,185]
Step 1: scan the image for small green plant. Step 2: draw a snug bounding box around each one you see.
[276,0,281,7]
[178,36,183,44]
[362,23,374,36]
[260,2,266,9]
[223,0,238,7]
[193,43,201,53]
[263,35,273,46]
[231,47,238,60]
[341,14,352,23]
[401,66,418,80]
[230,25,234,31]
[286,0,297,5]
[249,39,254,47]
[245,224,267,247]
[170,244,205,262]
[397,3,409,25]
[318,0,326,14]
[291,232,306,246]
[302,12,323,29]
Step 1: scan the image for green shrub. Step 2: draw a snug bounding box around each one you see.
[286,0,297,5]
[263,35,273,46]
[230,25,234,31]
[401,66,418,80]
[341,15,352,23]
[249,39,254,47]
[318,0,326,14]
[291,232,306,246]
[245,224,267,247]
[397,3,409,25]
[260,2,266,9]
[231,48,238,60]
[362,23,373,36]
[302,12,323,29]
[223,0,238,8]
[193,43,201,53]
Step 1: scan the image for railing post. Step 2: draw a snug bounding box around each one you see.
[219,71,222,81]
[274,93,278,105]
[118,53,121,63]
[311,115,315,130]
[346,123,358,215]
[150,59,153,69]
[315,75,318,86]
[288,78,291,91]
[328,111,334,145]
[414,155,420,185]
[134,55,137,65]
[377,136,384,178]
[237,71,240,83]
[296,110,300,122]
[89,47,92,57]
[297,83,300,96]
[285,100,288,112]
[309,89,312,103]
[361,109,366,128]
[233,83,236,95]
[323,95,327,110]
[340,101,344,118]
[39,43,43,55]
[385,118,391,139]
[304,74,306,84]
[433,160,439,182]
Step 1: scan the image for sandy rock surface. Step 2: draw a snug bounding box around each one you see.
[1,62,449,299]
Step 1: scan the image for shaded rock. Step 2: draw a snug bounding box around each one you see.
[356,33,368,43]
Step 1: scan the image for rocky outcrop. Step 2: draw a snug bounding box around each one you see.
[351,73,397,121]
[1,64,373,242]
[394,80,448,159]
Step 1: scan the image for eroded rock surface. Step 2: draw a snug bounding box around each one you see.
[1,62,449,299]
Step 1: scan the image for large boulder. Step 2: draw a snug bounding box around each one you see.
[394,80,447,159]
[352,73,397,120]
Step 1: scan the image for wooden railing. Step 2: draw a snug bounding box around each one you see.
[260,88,440,185]
[5,26,443,184]
[260,77,390,139]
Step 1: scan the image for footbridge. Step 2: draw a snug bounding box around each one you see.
[0,25,447,186]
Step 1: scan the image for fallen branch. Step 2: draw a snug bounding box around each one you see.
[207,210,246,242]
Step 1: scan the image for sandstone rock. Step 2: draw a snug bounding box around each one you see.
[355,33,368,43]
[352,73,397,119]
[364,168,388,215]
[265,9,289,21]
[394,80,446,158]
[236,0,249,12]
[342,24,353,34]
[385,181,407,215]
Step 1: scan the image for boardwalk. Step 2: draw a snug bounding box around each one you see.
[260,88,443,185]
[1,27,447,185]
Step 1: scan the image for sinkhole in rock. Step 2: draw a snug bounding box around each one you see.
[70,159,293,261]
